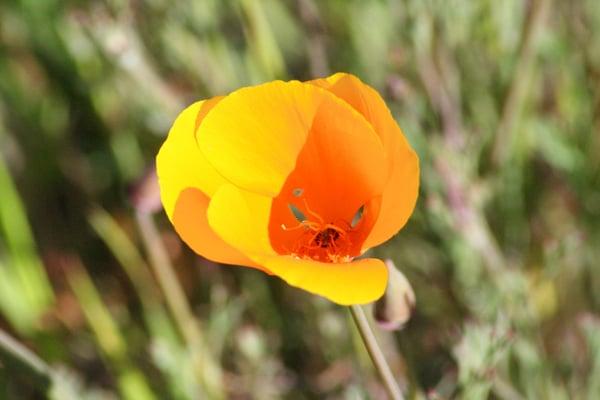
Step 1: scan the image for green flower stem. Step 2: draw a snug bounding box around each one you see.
[350,305,404,400]
[135,211,224,399]
[0,328,52,392]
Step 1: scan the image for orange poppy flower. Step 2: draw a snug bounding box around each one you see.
[156,73,419,305]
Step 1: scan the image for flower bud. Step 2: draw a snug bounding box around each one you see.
[373,259,415,331]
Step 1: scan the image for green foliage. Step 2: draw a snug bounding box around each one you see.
[1,0,599,398]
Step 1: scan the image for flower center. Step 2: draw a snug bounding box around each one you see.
[281,198,359,263]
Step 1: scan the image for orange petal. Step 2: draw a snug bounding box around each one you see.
[267,91,388,257]
[199,80,367,197]
[363,145,419,249]
[156,97,227,221]
[260,255,388,305]
[172,188,262,268]
[309,73,403,167]
[310,73,420,248]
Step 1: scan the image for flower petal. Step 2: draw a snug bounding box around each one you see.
[206,184,278,258]
[310,73,420,248]
[158,98,262,268]
[206,182,388,304]
[172,188,261,268]
[363,145,419,249]
[199,80,354,197]
[156,97,227,220]
[310,73,404,169]
[267,91,388,257]
[261,256,388,305]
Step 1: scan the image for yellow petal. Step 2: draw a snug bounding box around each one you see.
[199,80,368,197]
[156,97,227,220]
[158,98,262,268]
[206,184,277,258]
[261,256,388,305]
[172,188,262,269]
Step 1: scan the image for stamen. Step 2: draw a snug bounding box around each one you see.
[281,223,304,232]
[301,198,324,223]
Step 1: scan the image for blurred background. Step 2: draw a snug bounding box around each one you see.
[0,0,599,398]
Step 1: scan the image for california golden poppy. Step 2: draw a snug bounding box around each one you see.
[157,73,419,305]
